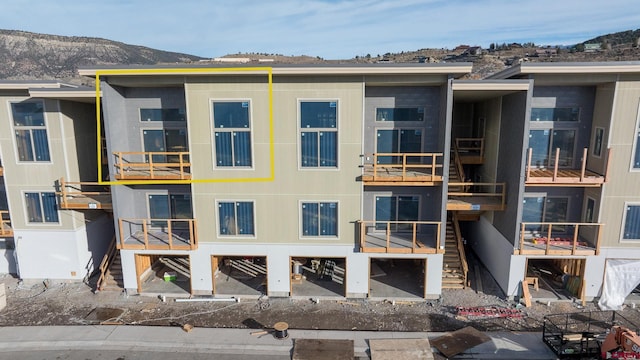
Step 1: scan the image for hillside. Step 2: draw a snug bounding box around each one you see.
[1,28,639,82]
[0,30,204,83]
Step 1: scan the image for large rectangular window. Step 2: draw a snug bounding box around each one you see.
[300,101,337,168]
[212,101,252,167]
[302,202,337,237]
[522,195,569,233]
[531,107,580,122]
[529,129,575,167]
[375,195,419,231]
[25,192,58,223]
[376,129,422,164]
[376,107,424,122]
[140,108,186,122]
[12,102,50,162]
[148,194,192,228]
[218,201,255,236]
[623,205,640,240]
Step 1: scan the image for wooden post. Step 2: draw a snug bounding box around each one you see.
[436,222,441,250]
[360,221,365,251]
[526,148,532,181]
[143,220,149,249]
[191,219,197,249]
[180,153,185,179]
[580,148,587,182]
[604,148,612,183]
[572,224,579,255]
[167,220,173,249]
[60,177,67,209]
[386,222,390,252]
[519,223,525,255]
[545,224,552,255]
[596,224,602,255]
[412,222,417,252]
[118,218,124,249]
[372,154,378,181]
[402,154,407,181]
[553,148,560,181]
[117,152,124,178]
[149,153,155,179]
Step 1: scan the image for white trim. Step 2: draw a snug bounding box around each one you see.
[620,202,640,243]
[296,99,340,171]
[7,99,53,165]
[209,98,256,171]
[21,190,61,226]
[298,200,340,240]
[215,199,257,239]
[630,99,640,171]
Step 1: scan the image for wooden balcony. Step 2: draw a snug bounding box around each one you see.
[455,138,484,164]
[447,182,506,211]
[113,151,191,180]
[516,222,603,256]
[525,148,609,187]
[118,218,197,250]
[360,153,444,186]
[57,177,112,210]
[357,220,443,254]
[0,210,12,237]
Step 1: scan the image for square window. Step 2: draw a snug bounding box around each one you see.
[25,192,58,223]
[218,201,255,236]
[302,202,337,237]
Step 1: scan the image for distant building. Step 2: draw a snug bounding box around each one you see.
[534,48,558,57]
[463,46,482,56]
[584,43,602,52]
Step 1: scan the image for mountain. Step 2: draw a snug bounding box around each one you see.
[0,30,204,82]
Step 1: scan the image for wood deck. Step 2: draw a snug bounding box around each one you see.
[114,167,192,180]
[361,169,442,186]
[118,218,197,250]
[525,168,606,186]
[446,196,505,211]
[59,194,112,210]
[516,240,597,256]
[0,211,12,237]
[120,229,194,250]
[361,232,442,254]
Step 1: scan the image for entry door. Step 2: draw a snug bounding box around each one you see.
[375,195,419,231]
[148,194,192,228]
[376,129,422,164]
[522,196,569,233]
[529,129,575,168]
[143,129,188,163]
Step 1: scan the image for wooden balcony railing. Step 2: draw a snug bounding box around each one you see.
[358,220,442,254]
[447,182,506,211]
[118,218,197,250]
[451,212,469,286]
[361,153,444,185]
[526,148,610,186]
[57,177,112,210]
[113,151,191,180]
[517,222,603,256]
[0,210,12,237]
[455,138,484,164]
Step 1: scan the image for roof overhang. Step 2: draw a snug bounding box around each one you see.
[452,80,532,101]
[78,63,473,78]
[488,61,640,79]
[28,88,99,104]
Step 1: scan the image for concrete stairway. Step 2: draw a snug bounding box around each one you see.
[99,251,124,292]
[442,217,467,289]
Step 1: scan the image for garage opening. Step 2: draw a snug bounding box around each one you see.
[525,258,585,302]
[369,258,426,299]
[290,257,346,297]
[135,254,191,296]
[211,256,267,297]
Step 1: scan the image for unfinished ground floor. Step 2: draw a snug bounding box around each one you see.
[119,243,445,299]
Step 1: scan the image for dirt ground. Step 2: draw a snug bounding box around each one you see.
[2,255,640,333]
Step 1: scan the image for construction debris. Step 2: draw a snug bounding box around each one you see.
[182,323,194,332]
[456,306,524,319]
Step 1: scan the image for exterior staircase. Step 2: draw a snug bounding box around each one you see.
[99,251,124,291]
[442,214,468,289]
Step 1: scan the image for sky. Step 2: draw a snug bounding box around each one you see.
[1,0,639,59]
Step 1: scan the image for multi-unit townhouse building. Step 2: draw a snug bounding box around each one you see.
[2,62,640,307]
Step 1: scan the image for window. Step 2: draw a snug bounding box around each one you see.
[522,196,569,233]
[212,101,252,167]
[376,107,424,122]
[148,194,192,228]
[531,107,580,122]
[218,201,255,236]
[300,101,337,167]
[302,202,337,237]
[623,205,640,240]
[593,127,604,158]
[529,129,575,167]
[376,129,422,164]
[585,197,596,223]
[140,108,186,122]
[143,129,188,163]
[25,192,58,223]
[12,101,50,162]
[375,195,419,231]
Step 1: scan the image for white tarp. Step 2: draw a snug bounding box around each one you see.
[598,259,640,310]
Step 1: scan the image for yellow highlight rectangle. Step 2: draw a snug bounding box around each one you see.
[95,67,274,185]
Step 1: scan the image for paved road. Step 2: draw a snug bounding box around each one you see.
[0,325,558,359]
